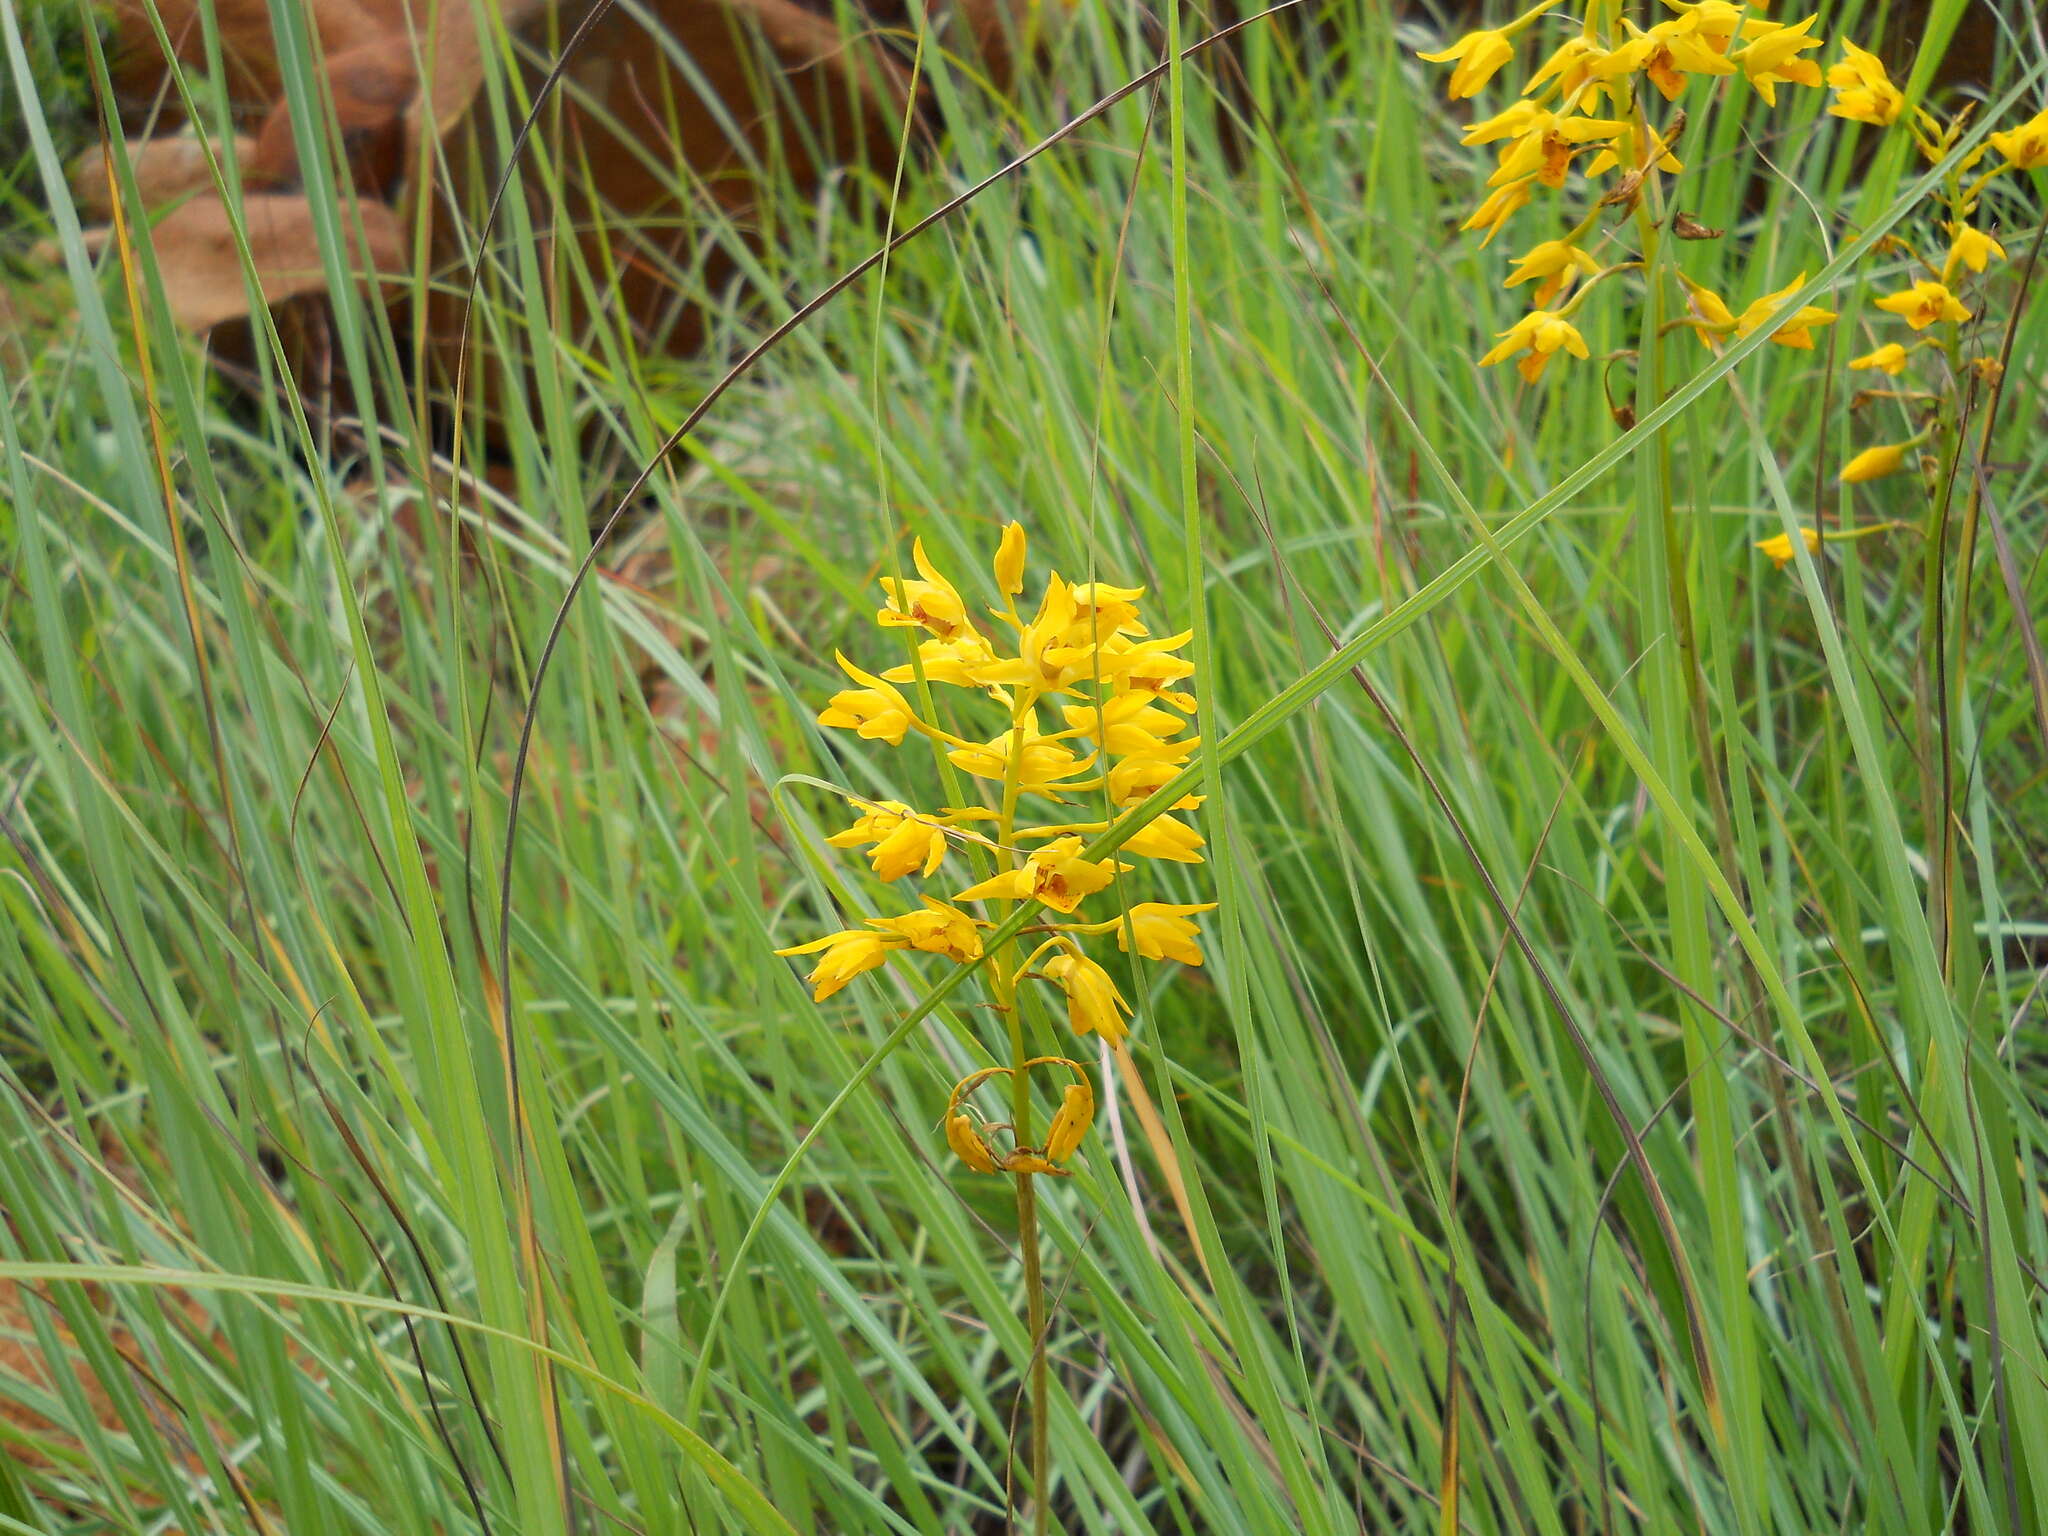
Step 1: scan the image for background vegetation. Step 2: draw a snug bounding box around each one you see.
[1,0,2045,1531]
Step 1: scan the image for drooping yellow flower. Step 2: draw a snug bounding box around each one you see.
[1098,631,1196,709]
[1570,36,1660,107]
[947,722,1091,790]
[1841,442,1911,483]
[978,576,1117,696]
[993,521,1027,597]
[1461,176,1538,246]
[1944,225,2005,279]
[1489,111,1634,190]
[1989,107,2048,169]
[1676,271,1737,349]
[1631,17,1738,101]
[1044,1081,1095,1162]
[1040,951,1133,1043]
[827,801,950,881]
[946,1113,1000,1174]
[1504,238,1603,307]
[1418,25,1517,99]
[1827,41,1904,126]
[954,836,1131,913]
[1062,582,1149,647]
[1582,120,1684,180]
[880,633,1002,689]
[1875,279,1970,330]
[1121,814,1207,864]
[1849,342,1910,375]
[1733,274,1836,350]
[877,539,969,639]
[1461,99,1544,147]
[1106,754,1201,809]
[1115,902,1219,966]
[1061,692,1190,756]
[817,653,918,745]
[774,928,898,1001]
[1479,308,1591,383]
[1731,15,1824,104]
[868,900,986,962]
[1000,1151,1066,1176]
[1754,528,1821,568]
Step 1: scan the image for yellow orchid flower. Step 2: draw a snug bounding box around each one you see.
[1530,34,1653,108]
[1631,17,1737,101]
[1841,442,1912,483]
[1731,15,1824,104]
[1098,631,1197,707]
[880,633,1003,689]
[1463,99,1546,147]
[1754,528,1821,569]
[817,652,919,745]
[1114,902,1219,966]
[1848,342,1910,375]
[1733,274,1836,349]
[1462,176,1538,246]
[1489,111,1634,190]
[867,900,986,961]
[1044,1081,1095,1162]
[1658,0,1757,52]
[1121,814,1207,864]
[1479,308,1591,382]
[1106,753,1202,809]
[1418,25,1517,99]
[1944,225,2005,281]
[1040,951,1133,1042]
[1827,41,1904,126]
[1583,120,1684,180]
[1060,692,1190,755]
[826,801,951,881]
[877,538,969,639]
[953,837,1130,913]
[1062,582,1149,646]
[1504,237,1604,307]
[1989,107,2048,169]
[945,1113,1000,1173]
[1875,279,1970,330]
[946,721,1091,789]
[774,928,900,1001]
[1676,271,1737,349]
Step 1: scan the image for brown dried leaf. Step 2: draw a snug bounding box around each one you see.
[131,193,407,331]
[68,134,259,221]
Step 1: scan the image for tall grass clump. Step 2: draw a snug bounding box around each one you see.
[1,0,2045,1531]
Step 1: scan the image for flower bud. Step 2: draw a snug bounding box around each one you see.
[994,522,1027,596]
[1840,443,1909,484]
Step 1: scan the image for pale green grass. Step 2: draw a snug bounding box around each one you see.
[2,0,2047,1531]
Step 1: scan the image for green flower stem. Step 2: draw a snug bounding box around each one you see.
[996,693,1050,1536]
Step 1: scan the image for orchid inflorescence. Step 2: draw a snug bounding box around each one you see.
[1417,1,2041,565]
[1818,52,2038,499]
[776,522,1215,1178]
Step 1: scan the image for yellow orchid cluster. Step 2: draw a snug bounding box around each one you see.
[1421,4,2039,390]
[1421,0,1839,381]
[776,523,1215,1178]
[1816,45,2041,494]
